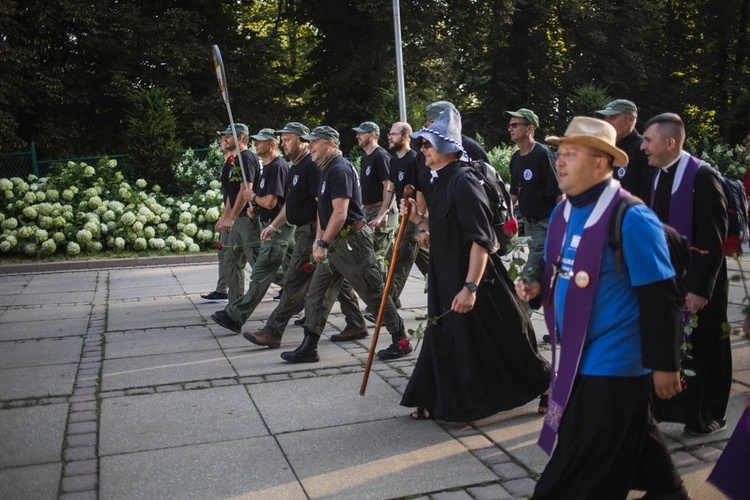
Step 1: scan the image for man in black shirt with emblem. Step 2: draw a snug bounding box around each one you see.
[215,123,262,306]
[596,99,653,202]
[243,123,367,347]
[280,126,411,363]
[506,108,562,281]
[386,121,428,307]
[212,128,293,333]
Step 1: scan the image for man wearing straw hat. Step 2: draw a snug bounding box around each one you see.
[516,117,688,499]
[280,126,411,363]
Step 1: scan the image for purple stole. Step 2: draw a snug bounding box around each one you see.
[538,180,625,455]
[649,152,700,244]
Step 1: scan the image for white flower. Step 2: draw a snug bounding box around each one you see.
[67,241,81,255]
[132,221,144,233]
[114,237,125,250]
[46,189,59,201]
[53,216,66,228]
[4,190,13,199]
[23,242,37,255]
[40,239,56,255]
[179,211,192,224]
[88,196,103,210]
[2,217,18,230]
[160,212,170,222]
[171,240,186,251]
[209,180,221,190]
[52,232,65,243]
[34,191,46,202]
[23,192,35,203]
[120,212,136,226]
[84,187,98,199]
[17,226,35,239]
[83,221,99,236]
[188,243,200,252]
[135,178,147,189]
[181,235,194,246]
[5,234,17,247]
[22,206,38,219]
[133,237,147,251]
[148,237,166,249]
[0,241,11,253]
[35,229,48,242]
[82,165,96,177]
[90,241,103,252]
[0,179,12,190]
[76,229,93,244]
[144,226,156,239]
[62,189,74,201]
[39,216,54,229]
[183,223,198,237]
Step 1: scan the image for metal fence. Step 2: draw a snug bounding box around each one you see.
[0,143,211,180]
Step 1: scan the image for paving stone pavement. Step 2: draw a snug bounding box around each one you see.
[0,253,748,499]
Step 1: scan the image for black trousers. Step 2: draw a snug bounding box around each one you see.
[533,375,685,500]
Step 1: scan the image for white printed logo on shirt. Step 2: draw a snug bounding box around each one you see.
[321,181,326,194]
[292,175,299,186]
[523,169,533,181]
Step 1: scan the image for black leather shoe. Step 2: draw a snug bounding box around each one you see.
[280,332,320,363]
[210,310,242,333]
[293,315,306,326]
[377,339,413,360]
[364,313,377,324]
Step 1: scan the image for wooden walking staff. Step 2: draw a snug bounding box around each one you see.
[360,185,415,395]
[211,44,249,190]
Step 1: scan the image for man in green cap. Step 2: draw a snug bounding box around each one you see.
[280,126,411,363]
[215,122,262,307]
[211,127,294,333]
[505,108,562,285]
[242,123,367,347]
[596,99,653,202]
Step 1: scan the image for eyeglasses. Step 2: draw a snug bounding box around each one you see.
[388,132,403,137]
[508,122,529,129]
[420,141,434,150]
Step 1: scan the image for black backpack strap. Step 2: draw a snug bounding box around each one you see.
[609,194,642,275]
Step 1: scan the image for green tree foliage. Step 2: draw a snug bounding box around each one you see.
[1,0,749,160]
[125,87,181,193]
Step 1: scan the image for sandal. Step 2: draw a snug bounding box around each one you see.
[538,393,549,415]
[410,408,431,420]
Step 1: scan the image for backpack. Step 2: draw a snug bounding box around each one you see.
[609,195,689,296]
[718,175,748,252]
[446,160,515,256]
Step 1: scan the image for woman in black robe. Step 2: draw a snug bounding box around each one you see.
[400,107,550,422]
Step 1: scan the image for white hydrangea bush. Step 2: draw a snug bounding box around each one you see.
[0,157,224,258]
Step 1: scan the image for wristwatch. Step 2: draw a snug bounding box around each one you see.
[315,238,329,249]
[464,282,478,293]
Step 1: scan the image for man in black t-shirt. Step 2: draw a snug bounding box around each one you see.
[506,108,562,280]
[280,126,411,363]
[212,128,294,333]
[353,121,398,281]
[214,123,262,308]
[243,122,366,348]
[596,99,653,203]
[385,121,428,307]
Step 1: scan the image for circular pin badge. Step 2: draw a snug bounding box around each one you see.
[523,169,533,181]
[618,166,626,179]
[574,271,590,288]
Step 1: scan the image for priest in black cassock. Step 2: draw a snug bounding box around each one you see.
[398,106,550,422]
[641,113,731,436]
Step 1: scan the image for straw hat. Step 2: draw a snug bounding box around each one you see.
[546,117,629,167]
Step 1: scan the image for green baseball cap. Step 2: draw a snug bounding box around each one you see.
[218,123,249,136]
[352,121,380,135]
[302,126,340,145]
[251,128,279,142]
[275,122,310,137]
[596,99,638,117]
[504,108,539,128]
[425,101,456,121]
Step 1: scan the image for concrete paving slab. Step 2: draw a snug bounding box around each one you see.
[277,418,496,500]
[247,372,408,434]
[0,462,61,500]
[100,437,305,500]
[100,386,268,455]
[0,404,68,467]
[104,326,219,359]
[101,349,236,390]
[13,290,95,305]
[108,284,186,300]
[0,303,92,323]
[107,296,202,331]
[475,401,549,474]
[0,275,31,293]
[0,363,78,400]
[23,272,97,293]
[0,316,89,341]
[0,336,82,368]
